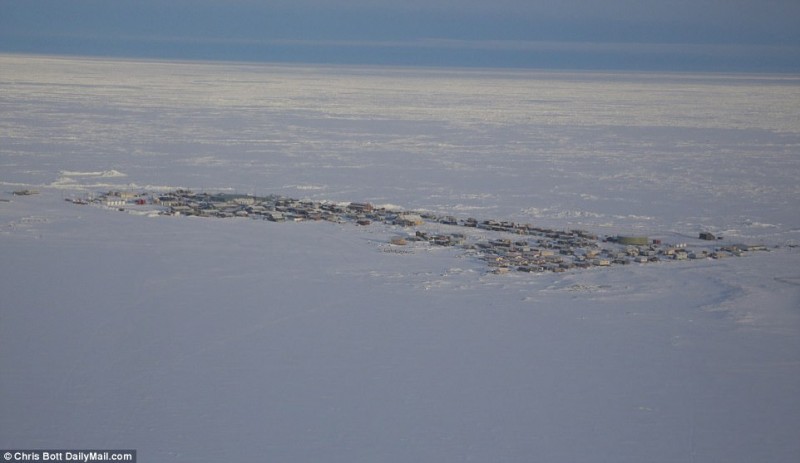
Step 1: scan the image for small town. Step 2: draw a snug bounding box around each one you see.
[69,189,769,275]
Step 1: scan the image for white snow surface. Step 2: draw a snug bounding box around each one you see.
[1,54,799,462]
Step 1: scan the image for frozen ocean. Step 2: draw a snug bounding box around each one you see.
[1,54,799,462]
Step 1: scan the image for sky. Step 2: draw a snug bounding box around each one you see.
[1,0,800,71]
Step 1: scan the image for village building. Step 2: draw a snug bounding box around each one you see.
[617,235,649,246]
[104,198,126,207]
[347,202,373,213]
[395,213,424,227]
[170,205,193,215]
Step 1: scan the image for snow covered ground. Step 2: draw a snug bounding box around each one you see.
[1,54,799,462]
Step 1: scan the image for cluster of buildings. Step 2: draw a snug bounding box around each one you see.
[77,189,768,275]
[475,235,765,274]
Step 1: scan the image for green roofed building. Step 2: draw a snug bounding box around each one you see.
[617,235,649,246]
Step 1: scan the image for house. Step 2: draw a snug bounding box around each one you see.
[348,202,373,213]
[233,196,256,206]
[395,213,424,227]
[585,249,600,258]
[156,196,181,207]
[247,205,267,215]
[265,211,285,222]
[699,232,716,240]
[617,235,649,246]
[170,205,193,215]
[104,198,125,207]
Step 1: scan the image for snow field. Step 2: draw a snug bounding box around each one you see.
[1,55,799,462]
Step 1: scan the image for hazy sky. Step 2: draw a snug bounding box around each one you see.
[2,0,799,71]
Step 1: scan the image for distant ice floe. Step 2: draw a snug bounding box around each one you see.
[534,283,614,295]
[0,181,32,188]
[60,170,127,178]
[449,204,495,212]
[522,207,606,219]
[373,203,404,211]
[742,219,779,229]
[49,170,129,190]
[282,184,327,191]
[48,175,182,192]
[180,156,225,167]
[519,206,660,230]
